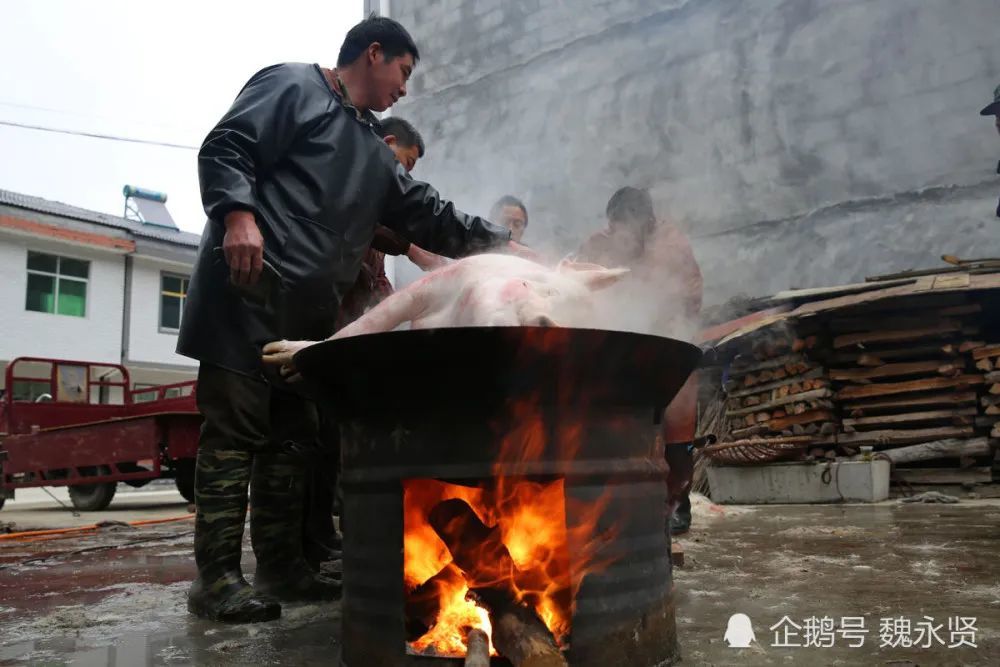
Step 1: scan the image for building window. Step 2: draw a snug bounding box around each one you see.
[160,273,189,331]
[25,251,89,317]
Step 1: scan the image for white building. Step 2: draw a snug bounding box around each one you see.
[0,188,201,397]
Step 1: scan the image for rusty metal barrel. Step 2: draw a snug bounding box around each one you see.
[296,327,701,666]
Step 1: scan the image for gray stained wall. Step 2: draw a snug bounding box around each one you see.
[389,0,1000,305]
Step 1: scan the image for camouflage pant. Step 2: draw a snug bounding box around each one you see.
[302,411,340,564]
[193,363,320,581]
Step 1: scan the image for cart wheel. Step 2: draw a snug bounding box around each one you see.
[68,467,117,511]
[174,461,195,504]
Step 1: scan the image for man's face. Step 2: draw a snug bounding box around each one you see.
[366,45,414,112]
[607,216,648,254]
[497,205,527,242]
[608,215,645,235]
[385,136,420,173]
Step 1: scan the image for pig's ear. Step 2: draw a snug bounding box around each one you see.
[557,258,629,290]
[557,258,608,273]
[576,267,630,291]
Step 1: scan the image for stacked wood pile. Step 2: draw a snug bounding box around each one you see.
[819,296,995,484]
[722,330,841,460]
[708,285,999,487]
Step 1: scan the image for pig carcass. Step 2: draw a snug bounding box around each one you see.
[262,254,626,374]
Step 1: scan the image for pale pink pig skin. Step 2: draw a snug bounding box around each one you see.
[332,254,627,339]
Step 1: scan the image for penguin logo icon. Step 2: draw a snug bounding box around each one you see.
[724,613,756,648]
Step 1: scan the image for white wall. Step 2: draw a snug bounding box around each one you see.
[391,0,1000,303]
[126,255,197,370]
[0,231,126,384]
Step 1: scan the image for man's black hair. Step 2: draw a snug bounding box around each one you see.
[490,195,529,227]
[377,116,425,158]
[606,186,655,224]
[338,14,420,67]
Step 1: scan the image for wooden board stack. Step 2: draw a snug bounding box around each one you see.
[821,296,995,482]
[713,290,999,484]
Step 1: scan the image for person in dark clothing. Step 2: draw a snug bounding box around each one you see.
[178,16,520,623]
[303,116,429,570]
[980,83,1000,218]
[335,117,441,327]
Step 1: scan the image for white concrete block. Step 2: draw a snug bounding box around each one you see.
[707,460,890,504]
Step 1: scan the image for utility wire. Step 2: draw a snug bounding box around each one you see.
[0,118,199,150]
[0,99,201,133]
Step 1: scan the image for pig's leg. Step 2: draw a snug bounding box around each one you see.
[332,288,427,339]
[330,266,460,339]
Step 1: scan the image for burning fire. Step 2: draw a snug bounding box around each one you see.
[403,395,618,658]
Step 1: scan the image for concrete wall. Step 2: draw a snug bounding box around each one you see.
[390,0,1000,304]
[0,231,126,378]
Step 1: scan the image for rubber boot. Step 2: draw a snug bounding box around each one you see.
[187,448,281,623]
[669,494,692,536]
[251,450,342,602]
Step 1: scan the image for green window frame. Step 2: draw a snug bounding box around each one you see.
[25,251,89,317]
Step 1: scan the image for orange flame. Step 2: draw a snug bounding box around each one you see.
[403,391,620,658]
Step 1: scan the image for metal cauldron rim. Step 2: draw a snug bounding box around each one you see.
[295,326,701,417]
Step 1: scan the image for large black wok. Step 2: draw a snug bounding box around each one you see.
[293,326,701,418]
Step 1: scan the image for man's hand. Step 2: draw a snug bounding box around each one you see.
[407,244,449,272]
[507,240,544,264]
[223,210,264,286]
[261,339,314,383]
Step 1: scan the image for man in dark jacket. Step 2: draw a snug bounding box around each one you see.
[178,16,515,623]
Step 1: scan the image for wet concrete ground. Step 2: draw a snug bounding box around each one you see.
[1,494,998,665]
[676,496,1000,665]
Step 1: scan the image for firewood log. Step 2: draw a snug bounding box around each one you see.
[472,588,567,667]
[429,499,566,667]
[464,628,491,667]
